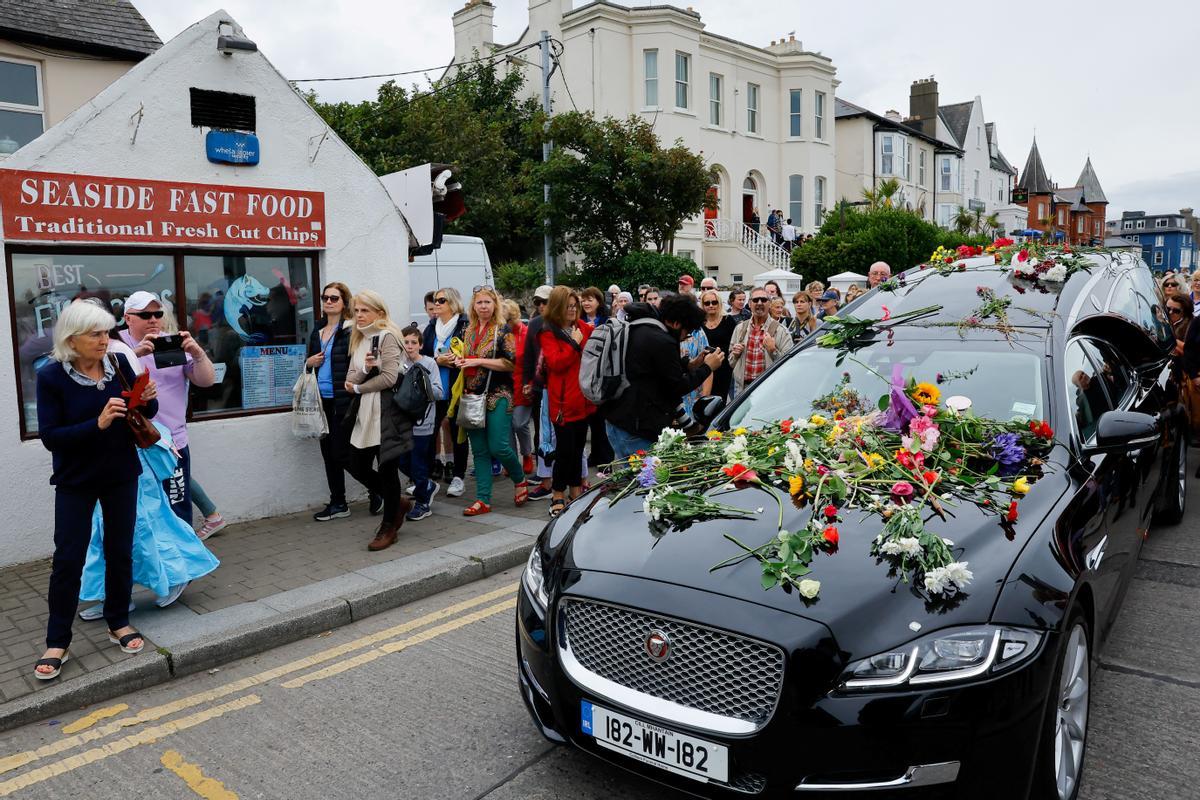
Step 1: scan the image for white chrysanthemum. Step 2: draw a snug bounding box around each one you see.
[655,427,686,451]
[722,434,750,465]
[783,439,805,474]
[881,540,903,556]
[797,579,821,599]
[1043,263,1068,282]
[923,567,951,595]
[942,537,955,547]
[897,537,921,556]
[944,561,973,588]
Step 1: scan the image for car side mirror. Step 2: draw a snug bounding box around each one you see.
[693,395,725,428]
[1082,410,1159,455]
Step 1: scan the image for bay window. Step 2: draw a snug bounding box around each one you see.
[675,52,690,109]
[643,50,658,107]
[789,89,802,137]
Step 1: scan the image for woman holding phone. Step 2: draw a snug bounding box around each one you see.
[344,290,408,551]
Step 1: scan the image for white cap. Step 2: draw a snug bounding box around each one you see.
[534,285,553,301]
[124,291,162,312]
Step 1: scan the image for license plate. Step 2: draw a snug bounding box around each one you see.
[580,700,729,784]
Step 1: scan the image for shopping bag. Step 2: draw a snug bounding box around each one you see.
[292,369,328,439]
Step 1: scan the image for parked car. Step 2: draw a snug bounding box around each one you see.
[517,252,1184,798]
[405,234,494,324]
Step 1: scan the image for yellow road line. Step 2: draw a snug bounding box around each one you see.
[59,704,128,735]
[161,750,239,800]
[282,598,516,689]
[0,582,517,775]
[0,695,261,796]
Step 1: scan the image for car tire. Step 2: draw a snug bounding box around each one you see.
[1153,435,1186,526]
[1032,611,1091,800]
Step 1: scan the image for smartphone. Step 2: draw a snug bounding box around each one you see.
[370,335,380,357]
[152,334,186,369]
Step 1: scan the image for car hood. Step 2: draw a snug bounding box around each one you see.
[556,476,1068,660]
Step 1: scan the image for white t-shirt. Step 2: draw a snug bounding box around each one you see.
[782,224,797,242]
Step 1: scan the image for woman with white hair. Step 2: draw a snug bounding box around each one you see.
[34,299,159,680]
[612,291,633,321]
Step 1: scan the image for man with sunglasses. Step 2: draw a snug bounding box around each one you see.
[727,286,792,396]
[119,291,215,523]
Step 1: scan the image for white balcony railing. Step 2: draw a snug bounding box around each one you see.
[704,218,791,271]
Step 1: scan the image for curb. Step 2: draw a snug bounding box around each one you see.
[0,534,534,733]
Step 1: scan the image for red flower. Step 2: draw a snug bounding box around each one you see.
[881,305,892,322]
[823,504,838,520]
[816,464,830,476]
[895,449,915,469]
[635,449,647,456]
[891,481,915,504]
[922,470,939,486]
[780,418,793,434]
[722,463,758,482]
[1006,500,1019,523]
[1039,421,1053,439]
[822,525,840,545]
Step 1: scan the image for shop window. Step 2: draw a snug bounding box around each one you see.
[0,57,44,153]
[8,249,316,437]
[189,88,256,132]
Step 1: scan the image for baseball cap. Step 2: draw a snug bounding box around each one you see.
[678,275,695,286]
[818,290,840,302]
[125,291,162,312]
[533,285,553,301]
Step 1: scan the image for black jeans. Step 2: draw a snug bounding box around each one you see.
[551,418,590,492]
[432,399,469,479]
[347,445,404,520]
[586,411,614,468]
[47,481,137,649]
[320,397,348,505]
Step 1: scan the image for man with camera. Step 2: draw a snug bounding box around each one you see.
[118,291,216,523]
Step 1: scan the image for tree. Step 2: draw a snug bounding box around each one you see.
[533,112,713,265]
[309,57,543,264]
[861,178,902,210]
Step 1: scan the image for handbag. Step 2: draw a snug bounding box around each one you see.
[292,369,329,439]
[108,355,161,449]
[457,326,498,430]
[393,361,433,421]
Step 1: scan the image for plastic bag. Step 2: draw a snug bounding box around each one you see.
[292,370,328,439]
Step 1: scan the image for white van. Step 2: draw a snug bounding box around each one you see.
[405,234,494,325]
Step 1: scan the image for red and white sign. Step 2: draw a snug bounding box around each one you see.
[0,169,325,248]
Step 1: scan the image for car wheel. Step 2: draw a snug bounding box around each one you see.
[1153,436,1186,526]
[1033,613,1091,800]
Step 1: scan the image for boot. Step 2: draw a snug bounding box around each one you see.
[368,497,414,552]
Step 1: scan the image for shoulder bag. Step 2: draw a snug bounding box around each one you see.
[457,326,498,430]
[108,354,161,449]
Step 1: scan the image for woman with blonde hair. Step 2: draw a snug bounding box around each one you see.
[422,287,470,495]
[789,290,820,342]
[455,287,527,515]
[345,290,409,551]
[844,283,865,303]
[806,280,825,303]
[700,288,736,400]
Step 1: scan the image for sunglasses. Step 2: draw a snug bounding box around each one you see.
[702,300,720,307]
[321,294,343,303]
[1167,307,1184,315]
[434,297,449,304]
[750,297,770,304]
[473,285,494,293]
[130,310,164,319]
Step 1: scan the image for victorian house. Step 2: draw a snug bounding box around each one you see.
[1014,139,1108,246]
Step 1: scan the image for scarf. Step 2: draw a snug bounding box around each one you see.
[434,314,460,345]
[349,322,394,449]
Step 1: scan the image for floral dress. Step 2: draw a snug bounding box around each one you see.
[461,321,517,412]
[679,328,710,417]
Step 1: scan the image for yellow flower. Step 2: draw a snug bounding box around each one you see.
[827,425,845,441]
[911,382,941,406]
[706,430,723,440]
[810,414,828,427]
[768,446,778,456]
[803,458,814,472]
[627,455,639,465]
[1012,476,1031,495]
[732,427,748,436]
[860,451,884,470]
[788,475,805,496]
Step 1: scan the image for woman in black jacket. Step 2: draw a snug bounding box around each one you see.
[306,282,358,521]
[422,287,470,497]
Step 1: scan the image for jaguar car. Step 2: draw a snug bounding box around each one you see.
[517,253,1185,799]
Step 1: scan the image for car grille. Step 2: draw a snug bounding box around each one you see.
[561,599,785,729]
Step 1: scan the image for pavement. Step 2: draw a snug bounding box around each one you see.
[0,471,553,732]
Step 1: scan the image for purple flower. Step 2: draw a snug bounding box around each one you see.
[637,460,659,488]
[881,364,918,433]
[990,432,1026,469]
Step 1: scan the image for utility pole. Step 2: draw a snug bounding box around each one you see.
[540,29,554,285]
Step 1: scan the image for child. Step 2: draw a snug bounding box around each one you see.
[397,324,444,521]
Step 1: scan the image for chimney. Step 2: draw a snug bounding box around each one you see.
[885,109,901,122]
[909,78,938,137]
[452,0,495,61]
[788,34,795,42]
[770,39,776,45]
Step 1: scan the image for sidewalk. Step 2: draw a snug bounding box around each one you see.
[0,474,553,731]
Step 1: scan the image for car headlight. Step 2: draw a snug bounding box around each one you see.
[522,547,548,610]
[840,626,1043,691]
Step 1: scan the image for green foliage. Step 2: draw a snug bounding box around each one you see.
[560,251,702,291]
[935,230,991,250]
[494,260,546,296]
[533,112,713,265]
[309,57,543,264]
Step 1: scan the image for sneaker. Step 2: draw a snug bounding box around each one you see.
[79,600,135,621]
[447,477,465,497]
[314,503,350,522]
[527,485,553,501]
[156,581,189,608]
[368,493,384,515]
[196,513,226,540]
[427,481,440,504]
[405,503,432,522]
[430,461,443,481]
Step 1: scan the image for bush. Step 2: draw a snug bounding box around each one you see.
[558,251,702,293]
[792,207,942,285]
[494,260,546,295]
[935,231,991,250]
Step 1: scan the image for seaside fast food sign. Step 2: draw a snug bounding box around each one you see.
[0,169,325,248]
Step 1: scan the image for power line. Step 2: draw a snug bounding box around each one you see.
[290,43,540,83]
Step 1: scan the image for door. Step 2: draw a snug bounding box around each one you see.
[705,185,719,238]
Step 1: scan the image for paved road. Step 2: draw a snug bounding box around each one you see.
[0,493,1197,799]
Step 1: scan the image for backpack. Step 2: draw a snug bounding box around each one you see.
[579,317,666,405]
[393,361,433,424]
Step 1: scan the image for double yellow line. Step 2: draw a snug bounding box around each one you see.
[0,583,518,796]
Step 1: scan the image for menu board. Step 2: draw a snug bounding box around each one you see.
[239,344,306,409]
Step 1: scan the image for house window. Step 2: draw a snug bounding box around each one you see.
[1183,249,1193,269]
[940,157,952,191]
[731,273,743,284]
[881,135,894,175]
[977,126,982,148]
[789,89,802,137]
[918,150,926,185]
[7,249,317,437]
[1124,220,1133,230]
[789,174,803,228]
[973,170,980,199]
[1156,218,1168,228]
[0,57,45,152]
[814,92,826,139]
[678,249,695,262]
[643,50,658,106]
[1038,202,1046,219]
[905,142,912,181]
[674,52,690,109]
[746,83,759,134]
[709,73,722,126]
[814,176,826,222]
[1156,235,1165,247]
[1094,221,1101,235]
[1136,220,1146,229]
[1077,218,1083,233]
[1132,235,1139,242]
[1154,251,1164,266]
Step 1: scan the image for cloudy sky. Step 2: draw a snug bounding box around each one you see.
[134,0,1198,218]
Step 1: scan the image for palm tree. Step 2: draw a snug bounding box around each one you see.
[861,178,901,210]
[984,213,1001,238]
[952,207,976,234]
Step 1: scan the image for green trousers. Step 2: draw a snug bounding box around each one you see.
[466,397,526,504]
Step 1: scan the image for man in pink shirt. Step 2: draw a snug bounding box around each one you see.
[118,291,216,523]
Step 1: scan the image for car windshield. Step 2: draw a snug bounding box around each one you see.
[727,341,1046,429]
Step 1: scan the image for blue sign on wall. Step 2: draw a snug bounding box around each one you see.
[206,130,260,165]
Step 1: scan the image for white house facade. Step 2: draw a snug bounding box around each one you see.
[450,0,838,286]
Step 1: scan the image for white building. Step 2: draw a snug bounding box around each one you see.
[0,11,411,567]
[450,0,838,286]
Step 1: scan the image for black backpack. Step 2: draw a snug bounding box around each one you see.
[393,362,433,424]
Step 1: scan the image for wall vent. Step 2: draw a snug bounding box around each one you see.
[189,88,256,132]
